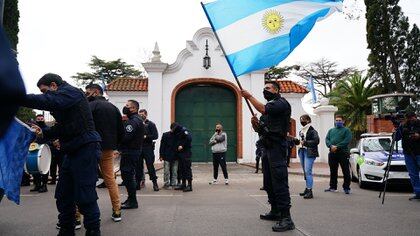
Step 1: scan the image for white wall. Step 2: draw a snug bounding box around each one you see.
[107,91,148,112]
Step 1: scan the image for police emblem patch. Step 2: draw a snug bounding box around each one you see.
[126,125,133,132]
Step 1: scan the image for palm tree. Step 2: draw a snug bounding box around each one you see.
[328,73,379,138]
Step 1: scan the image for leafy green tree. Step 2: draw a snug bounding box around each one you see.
[403,24,420,94]
[365,0,409,93]
[264,65,299,81]
[72,56,143,86]
[16,107,36,123]
[328,73,379,138]
[3,0,19,50]
[298,58,358,96]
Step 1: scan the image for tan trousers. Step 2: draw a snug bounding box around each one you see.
[99,150,121,211]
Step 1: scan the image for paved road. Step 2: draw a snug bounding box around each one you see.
[1,164,419,236]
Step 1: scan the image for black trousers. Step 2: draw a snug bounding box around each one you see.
[264,141,291,211]
[55,142,101,232]
[33,173,49,187]
[50,153,63,181]
[121,150,140,201]
[328,152,351,190]
[136,146,157,183]
[255,155,261,172]
[178,152,192,182]
[212,152,228,179]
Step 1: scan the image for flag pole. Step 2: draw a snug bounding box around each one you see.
[201,2,256,117]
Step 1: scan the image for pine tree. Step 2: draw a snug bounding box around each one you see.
[3,0,19,50]
[365,0,409,93]
[403,24,420,94]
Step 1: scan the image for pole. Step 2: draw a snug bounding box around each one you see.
[201,2,255,117]
[0,0,5,27]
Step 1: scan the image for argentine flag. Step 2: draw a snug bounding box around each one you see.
[202,0,343,76]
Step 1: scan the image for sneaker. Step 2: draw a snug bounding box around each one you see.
[209,179,218,185]
[324,188,338,193]
[56,220,82,230]
[409,195,420,201]
[225,179,229,185]
[112,210,122,222]
[344,189,351,195]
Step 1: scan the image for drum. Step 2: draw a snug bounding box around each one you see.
[26,143,51,175]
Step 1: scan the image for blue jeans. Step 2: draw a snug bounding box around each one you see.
[298,148,316,189]
[404,154,420,196]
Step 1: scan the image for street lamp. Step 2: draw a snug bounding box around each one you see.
[203,39,211,70]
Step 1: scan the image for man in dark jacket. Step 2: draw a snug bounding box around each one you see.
[86,84,125,221]
[297,115,319,199]
[23,73,101,236]
[173,123,193,192]
[159,124,178,189]
[137,109,159,191]
[119,100,145,209]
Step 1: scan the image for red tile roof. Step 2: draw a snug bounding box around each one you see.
[107,77,148,92]
[107,78,307,94]
[277,80,308,94]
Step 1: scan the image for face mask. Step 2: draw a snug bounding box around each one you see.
[263,90,276,101]
[36,121,46,127]
[300,121,308,126]
[335,121,344,128]
[215,129,221,132]
[87,95,95,102]
[122,107,131,115]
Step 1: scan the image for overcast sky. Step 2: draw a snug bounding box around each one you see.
[17,0,420,93]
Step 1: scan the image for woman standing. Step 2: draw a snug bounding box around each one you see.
[298,115,319,199]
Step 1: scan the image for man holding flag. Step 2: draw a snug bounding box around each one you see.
[202,0,342,232]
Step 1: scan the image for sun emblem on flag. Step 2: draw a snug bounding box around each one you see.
[262,10,284,34]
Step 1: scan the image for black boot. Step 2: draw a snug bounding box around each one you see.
[38,184,48,193]
[85,228,101,236]
[260,206,281,221]
[175,180,186,190]
[272,210,295,232]
[303,188,313,199]
[121,197,138,209]
[299,188,309,196]
[57,227,75,236]
[183,180,192,192]
[152,180,159,192]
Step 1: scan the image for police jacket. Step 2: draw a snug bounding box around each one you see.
[23,82,101,153]
[143,119,158,148]
[299,126,320,157]
[174,126,192,152]
[159,131,176,162]
[120,113,145,151]
[396,119,420,155]
[89,96,124,150]
[265,95,291,139]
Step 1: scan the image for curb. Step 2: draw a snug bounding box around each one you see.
[239,163,341,178]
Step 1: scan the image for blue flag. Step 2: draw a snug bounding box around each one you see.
[202,0,343,76]
[0,119,35,204]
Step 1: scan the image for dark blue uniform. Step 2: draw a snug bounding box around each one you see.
[261,96,292,212]
[23,82,101,234]
[174,126,193,182]
[31,123,52,191]
[136,119,158,185]
[120,113,144,205]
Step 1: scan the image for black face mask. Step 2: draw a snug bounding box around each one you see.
[122,107,131,115]
[300,121,308,126]
[36,121,46,127]
[263,90,277,101]
[87,95,95,102]
[215,129,221,132]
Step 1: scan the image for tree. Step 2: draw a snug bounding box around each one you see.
[328,73,379,138]
[3,0,19,50]
[403,24,420,94]
[72,56,143,86]
[16,107,36,123]
[297,58,358,96]
[365,0,409,93]
[264,65,299,81]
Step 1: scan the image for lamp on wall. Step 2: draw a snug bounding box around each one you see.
[203,39,211,70]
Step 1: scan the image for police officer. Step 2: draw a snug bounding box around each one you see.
[173,123,193,192]
[137,109,159,191]
[396,111,420,201]
[241,81,295,232]
[30,114,50,193]
[119,100,145,209]
[23,73,101,236]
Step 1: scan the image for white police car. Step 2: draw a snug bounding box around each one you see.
[349,133,410,188]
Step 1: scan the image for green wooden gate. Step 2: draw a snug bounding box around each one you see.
[175,84,237,162]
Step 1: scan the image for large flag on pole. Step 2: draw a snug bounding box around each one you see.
[0,119,35,204]
[307,76,317,103]
[202,0,343,76]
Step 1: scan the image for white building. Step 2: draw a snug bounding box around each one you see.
[107,27,337,163]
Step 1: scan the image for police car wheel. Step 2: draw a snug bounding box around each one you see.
[357,166,368,189]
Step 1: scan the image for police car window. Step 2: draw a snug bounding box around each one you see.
[363,138,391,152]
